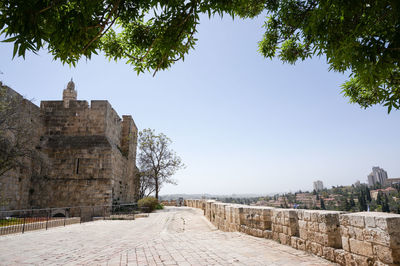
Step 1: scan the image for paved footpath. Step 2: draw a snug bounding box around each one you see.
[0,207,335,265]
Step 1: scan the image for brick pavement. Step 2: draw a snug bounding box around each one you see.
[0,207,335,265]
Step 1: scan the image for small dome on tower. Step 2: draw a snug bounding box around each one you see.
[63,78,77,107]
[67,78,75,91]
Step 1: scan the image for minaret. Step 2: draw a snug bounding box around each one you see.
[63,78,77,108]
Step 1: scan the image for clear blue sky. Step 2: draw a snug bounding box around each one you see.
[1,14,399,195]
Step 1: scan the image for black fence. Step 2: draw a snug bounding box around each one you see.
[0,203,138,235]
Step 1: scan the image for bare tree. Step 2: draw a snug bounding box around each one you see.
[138,170,156,199]
[0,84,45,177]
[138,129,184,199]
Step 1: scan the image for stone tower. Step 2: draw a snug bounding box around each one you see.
[62,79,77,108]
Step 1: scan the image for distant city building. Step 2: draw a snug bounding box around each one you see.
[367,167,388,187]
[295,193,320,208]
[313,180,324,191]
[370,187,397,200]
[384,178,400,186]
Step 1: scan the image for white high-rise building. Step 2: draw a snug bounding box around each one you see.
[367,167,388,187]
[313,180,324,191]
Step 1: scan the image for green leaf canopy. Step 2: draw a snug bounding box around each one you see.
[1,1,399,111]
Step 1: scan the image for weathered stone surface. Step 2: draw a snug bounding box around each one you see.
[373,244,396,264]
[342,236,350,251]
[187,200,400,265]
[334,249,346,265]
[349,238,374,257]
[291,236,298,249]
[344,252,373,266]
[298,210,342,249]
[322,246,335,262]
[297,238,306,251]
[0,84,139,213]
[340,212,400,264]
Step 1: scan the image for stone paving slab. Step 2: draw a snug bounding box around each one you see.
[0,207,335,265]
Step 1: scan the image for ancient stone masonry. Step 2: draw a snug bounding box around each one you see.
[0,81,139,212]
[186,199,400,266]
[0,84,44,210]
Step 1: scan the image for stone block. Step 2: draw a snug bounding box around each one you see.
[291,237,298,249]
[297,238,306,251]
[272,232,279,241]
[305,240,312,252]
[308,221,318,232]
[342,236,350,251]
[283,218,290,226]
[303,211,311,221]
[311,212,319,222]
[391,232,400,249]
[309,242,323,256]
[334,249,347,265]
[365,216,376,228]
[298,220,307,229]
[344,253,373,266]
[279,233,290,245]
[297,210,304,220]
[282,225,288,235]
[349,238,373,257]
[349,215,365,228]
[340,226,349,238]
[311,232,322,245]
[373,261,390,266]
[299,229,308,240]
[263,230,272,239]
[349,226,365,241]
[307,230,315,242]
[363,228,391,247]
[373,244,397,264]
[319,222,327,233]
[375,217,388,232]
[322,246,335,262]
[387,216,400,234]
[255,228,264,238]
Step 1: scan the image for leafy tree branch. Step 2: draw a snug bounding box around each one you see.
[1,0,399,111]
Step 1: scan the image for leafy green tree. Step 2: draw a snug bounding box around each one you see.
[320,198,325,210]
[258,1,400,112]
[373,182,383,190]
[349,197,356,209]
[382,194,390,213]
[341,198,351,212]
[1,1,399,111]
[366,186,372,202]
[138,128,184,199]
[377,191,383,206]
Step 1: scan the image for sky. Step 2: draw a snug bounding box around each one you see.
[1,14,400,196]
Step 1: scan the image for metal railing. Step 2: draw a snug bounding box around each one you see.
[0,203,138,236]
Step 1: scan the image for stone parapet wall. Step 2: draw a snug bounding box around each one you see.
[186,199,400,266]
[340,212,400,265]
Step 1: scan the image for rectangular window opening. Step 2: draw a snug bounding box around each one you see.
[75,158,80,174]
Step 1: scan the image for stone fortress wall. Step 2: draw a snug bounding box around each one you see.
[0,84,44,210]
[0,81,139,211]
[186,199,400,266]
